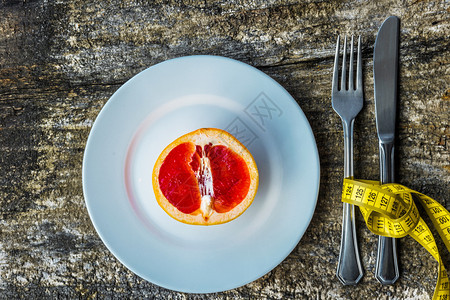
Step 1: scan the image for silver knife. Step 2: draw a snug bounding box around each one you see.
[373,16,400,284]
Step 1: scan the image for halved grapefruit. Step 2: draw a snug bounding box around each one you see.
[152,128,259,225]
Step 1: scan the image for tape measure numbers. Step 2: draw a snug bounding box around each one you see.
[342,178,450,299]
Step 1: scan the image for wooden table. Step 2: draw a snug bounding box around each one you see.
[1,1,448,298]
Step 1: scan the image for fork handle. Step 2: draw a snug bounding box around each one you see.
[375,142,399,284]
[337,203,364,284]
[336,120,364,285]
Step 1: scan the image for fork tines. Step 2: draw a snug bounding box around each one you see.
[332,35,362,93]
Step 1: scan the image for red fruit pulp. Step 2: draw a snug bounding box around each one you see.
[158,142,251,214]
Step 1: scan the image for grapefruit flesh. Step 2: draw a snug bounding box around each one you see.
[152,128,258,225]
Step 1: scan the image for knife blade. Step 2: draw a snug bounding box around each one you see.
[373,16,400,285]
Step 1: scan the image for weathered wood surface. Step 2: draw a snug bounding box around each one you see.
[0,0,448,298]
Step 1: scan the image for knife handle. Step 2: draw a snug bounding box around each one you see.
[376,236,399,284]
[375,142,399,284]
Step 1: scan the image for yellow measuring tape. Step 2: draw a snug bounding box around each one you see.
[342,178,450,299]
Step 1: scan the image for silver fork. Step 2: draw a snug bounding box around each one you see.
[332,35,364,285]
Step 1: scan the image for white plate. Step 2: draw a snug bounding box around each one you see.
[83,55,320,293]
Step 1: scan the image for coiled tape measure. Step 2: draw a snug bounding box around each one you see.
[342,178,450,299]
